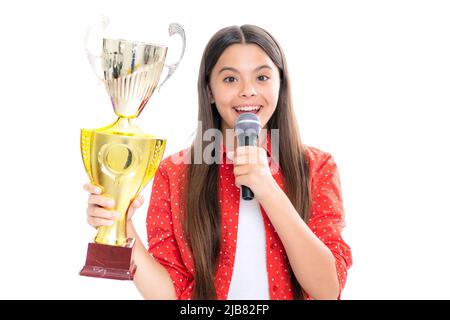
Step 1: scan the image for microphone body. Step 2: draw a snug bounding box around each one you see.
[235,113,261,201]
[238,134,258,200]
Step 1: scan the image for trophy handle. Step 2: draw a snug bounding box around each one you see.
[157,23,186,90]
[84,15,109,81]
[80,129,94,182]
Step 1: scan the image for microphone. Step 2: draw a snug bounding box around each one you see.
[235,112,262,201]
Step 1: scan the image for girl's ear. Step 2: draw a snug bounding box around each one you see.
[207,85,215,104]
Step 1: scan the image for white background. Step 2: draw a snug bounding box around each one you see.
[0,0,449,299]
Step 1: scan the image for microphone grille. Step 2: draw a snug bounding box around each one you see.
[235,112,261,137]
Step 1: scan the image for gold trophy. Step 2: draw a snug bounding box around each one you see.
[80,17,186,280]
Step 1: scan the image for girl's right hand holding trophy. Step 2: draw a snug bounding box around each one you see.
[83,182,145,228]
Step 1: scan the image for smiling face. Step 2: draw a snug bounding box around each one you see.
[209,43,281,133]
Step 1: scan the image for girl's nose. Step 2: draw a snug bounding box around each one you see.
[239,81,257,97]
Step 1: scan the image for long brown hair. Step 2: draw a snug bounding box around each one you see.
[180,25,311,300]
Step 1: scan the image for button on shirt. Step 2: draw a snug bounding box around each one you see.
[146,134,352,300]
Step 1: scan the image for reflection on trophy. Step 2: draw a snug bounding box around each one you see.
[80,17,186,280]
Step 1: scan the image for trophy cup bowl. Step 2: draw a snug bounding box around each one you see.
[80,20,185,280]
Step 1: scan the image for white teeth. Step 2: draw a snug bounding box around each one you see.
[234,106,261,112]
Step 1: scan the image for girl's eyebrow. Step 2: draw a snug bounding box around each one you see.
[255,65,273,72]
[218,65,273,74]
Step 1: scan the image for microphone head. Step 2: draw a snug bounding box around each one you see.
[235,112,261,137]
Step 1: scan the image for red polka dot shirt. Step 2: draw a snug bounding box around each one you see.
[146,135,352,300]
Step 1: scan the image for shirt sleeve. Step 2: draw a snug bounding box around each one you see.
[308,153,353,298]
[146,161,194,299]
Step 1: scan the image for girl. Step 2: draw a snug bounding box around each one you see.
[84,24,352,300]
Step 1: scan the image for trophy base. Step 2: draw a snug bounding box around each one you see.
[80,240,136,281]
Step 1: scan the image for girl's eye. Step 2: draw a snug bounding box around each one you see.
[224,76,237,83]
[257,75,269,81]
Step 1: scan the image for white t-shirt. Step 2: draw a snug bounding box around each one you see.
[227,197,270,300]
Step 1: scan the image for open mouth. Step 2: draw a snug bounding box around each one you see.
[233,105,262,115]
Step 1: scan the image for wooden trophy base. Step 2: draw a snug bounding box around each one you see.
[80,239,136,280]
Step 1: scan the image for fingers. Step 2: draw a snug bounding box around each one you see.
[88,194,115,209]
[132,194,145,208]
[231,147,267,165]
[233,165,249,177]
[84,182,115,210]
[87,215,115,227]
[83,182,145,227]
[87,204,119,227]
[88,204,119,220]
[83,182,102,195]
[84,182,116,228]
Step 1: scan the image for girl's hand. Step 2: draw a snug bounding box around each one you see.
[83,182,145,228]
[228,146,278,201]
